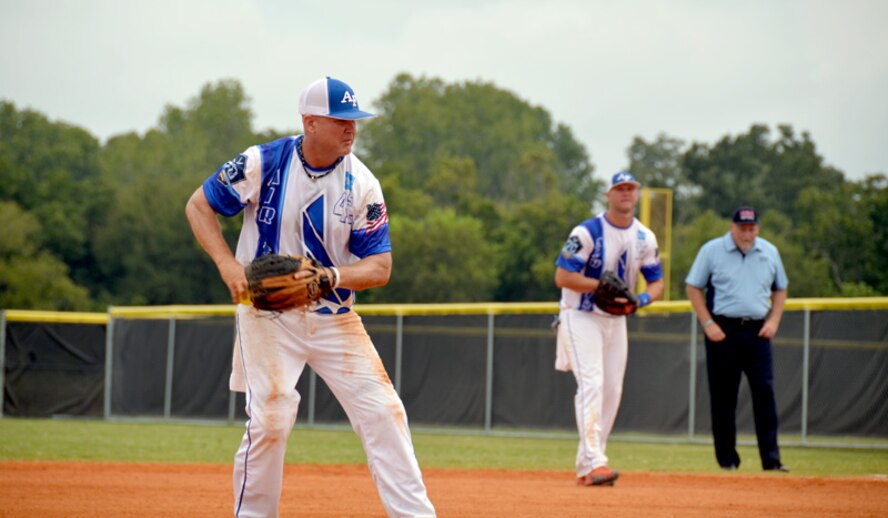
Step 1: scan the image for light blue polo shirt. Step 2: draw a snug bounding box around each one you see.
[685,232,789,320]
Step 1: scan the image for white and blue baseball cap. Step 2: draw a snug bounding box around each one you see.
[298,77,375,120]
[607,171,641,192]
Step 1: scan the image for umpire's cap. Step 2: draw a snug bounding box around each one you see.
[732,206,759,224]
[299,77,375,120]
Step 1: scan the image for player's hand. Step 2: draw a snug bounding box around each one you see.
[704,323,726,342]
[291,269,316,280]
[219,259,249,304]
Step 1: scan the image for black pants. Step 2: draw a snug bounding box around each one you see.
[705,316,782,469]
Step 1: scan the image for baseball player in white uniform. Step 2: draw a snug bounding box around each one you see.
[185,77,436,517]
[554,172,664,486]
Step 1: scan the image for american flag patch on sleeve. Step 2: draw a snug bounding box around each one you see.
[365,202,388,233]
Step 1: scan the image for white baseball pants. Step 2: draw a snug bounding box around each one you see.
[231,306,436,517]
[556,309,628,476]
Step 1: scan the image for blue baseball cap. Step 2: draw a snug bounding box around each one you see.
[607,171,641,192]
[298,77,375,120]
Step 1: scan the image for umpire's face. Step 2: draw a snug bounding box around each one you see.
[730,222,760,253]
[304,115,358,158]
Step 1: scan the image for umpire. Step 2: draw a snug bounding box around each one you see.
[685,206,790,472]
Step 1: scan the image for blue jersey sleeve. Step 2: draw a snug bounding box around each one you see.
[641,262,664,283]
[202,153,250,217]
[350,225,393,258]
[555,251,585,272]
[555,229,590,273]
[202,173,245,217]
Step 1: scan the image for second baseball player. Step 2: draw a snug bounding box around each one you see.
[554,171,664,486]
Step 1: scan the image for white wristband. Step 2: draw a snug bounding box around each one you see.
[330,266,340,289]
[702,319,714,328]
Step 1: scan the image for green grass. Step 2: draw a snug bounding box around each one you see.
[2,418,886,477]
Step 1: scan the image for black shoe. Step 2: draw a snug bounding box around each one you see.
[720,464,738,471]
[765,464,790,473]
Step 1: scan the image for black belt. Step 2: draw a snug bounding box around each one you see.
[715,315,764,328]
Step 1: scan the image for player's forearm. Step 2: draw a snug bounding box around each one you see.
[337,252,392,291]
[554,268,599,292]
[642,279,665,304]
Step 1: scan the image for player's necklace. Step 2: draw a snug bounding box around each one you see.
[297,136,342,180]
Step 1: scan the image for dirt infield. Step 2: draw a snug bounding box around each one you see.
[2,461,886,517]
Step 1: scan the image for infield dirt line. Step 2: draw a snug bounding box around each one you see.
[1,461,886,517]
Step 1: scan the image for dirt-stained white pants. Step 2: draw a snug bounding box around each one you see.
[231,305,436,518]
[556,309,628,477]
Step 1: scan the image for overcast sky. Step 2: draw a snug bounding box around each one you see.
[2,0,886,182]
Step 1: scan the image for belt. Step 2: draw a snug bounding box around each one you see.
[714,315,764,328]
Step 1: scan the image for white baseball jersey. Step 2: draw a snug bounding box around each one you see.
[203,134,391,314]
[201,136,435,517]
[554,212,662,477]
[556,212,663,314]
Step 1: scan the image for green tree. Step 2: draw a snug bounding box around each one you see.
[666,123,887,297]
[159,79,257,172]
[0,101,111,298]
[94,80,257,304]
[757,211,835,298]
[858,174,888,294]
[493,191,591,301]
[682,124,844,222]
[378,173,436,221]
[369,209,499,303]
[670,210,727,300]
[357,74,600,302]
[424,155,480,207]
[768,125,844,217]
[794,177,885,295]
[627,133,699,224]
[360,73,598,202]
[683,125,773,218]
[0,202,90,309]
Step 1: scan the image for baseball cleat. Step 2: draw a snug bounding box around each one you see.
[578,466,620,486]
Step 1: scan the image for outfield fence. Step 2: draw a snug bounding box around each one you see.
[2,298,887,447]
